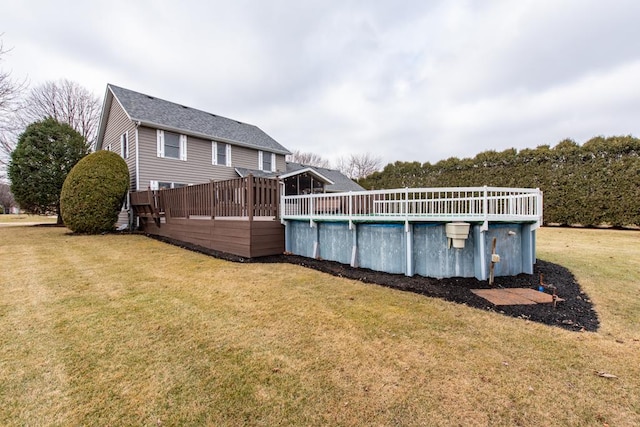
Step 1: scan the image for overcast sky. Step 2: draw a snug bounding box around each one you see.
[2,0,640,167]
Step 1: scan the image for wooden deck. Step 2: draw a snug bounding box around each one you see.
[141,217,284,258]
[131,176,284,258]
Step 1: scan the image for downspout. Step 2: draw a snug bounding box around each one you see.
[132,121,141,229]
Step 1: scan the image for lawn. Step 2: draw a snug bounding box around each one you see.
[0,225,638,426]
[0,214,57,224]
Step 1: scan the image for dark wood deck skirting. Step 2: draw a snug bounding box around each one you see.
[140,217,284,258]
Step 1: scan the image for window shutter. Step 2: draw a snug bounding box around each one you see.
[226,144,232,166]
[180,135,187,161]
[121,131,128,159]
[258,151,263,170]
[212,141,217,165]
[156,130,164,157]
[271,153,276,172]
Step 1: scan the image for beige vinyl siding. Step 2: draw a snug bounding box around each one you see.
[102,98,137,189]
[138,127,237,188]
[138,127,287,188]
[275,154,286,172]
[224,144,284,172]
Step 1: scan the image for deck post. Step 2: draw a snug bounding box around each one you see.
[350,222,358,267]
[405,221,414,276]
[312,221,320,259]
[183,186,188,219]
[521,224,534,274]
[473,224,487,281]
[247,174,254,222]
[284,220,291,252]
[210,181,215,219]
[481,186,489,231]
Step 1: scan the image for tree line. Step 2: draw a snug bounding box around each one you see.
[358,136,640,227]
[1,38,101,180]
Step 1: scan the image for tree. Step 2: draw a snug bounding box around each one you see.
[61,150,129,233]
[8,118,89,223]
[286,150,330,168]
[0,38,26,175]
[0,182,15,213]
[335,153,383,180]
[21,79,101,149]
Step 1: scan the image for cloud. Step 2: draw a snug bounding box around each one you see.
[2,0,639,168]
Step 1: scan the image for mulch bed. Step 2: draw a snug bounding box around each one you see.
[146,234,600,332]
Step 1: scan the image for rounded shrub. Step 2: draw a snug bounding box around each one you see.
[60,150,129,234]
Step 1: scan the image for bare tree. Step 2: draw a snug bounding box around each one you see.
[335,153,383,180]
[21,79,101,149]
[0,182,15,213]
[0,38,26,176]
[286,150,331,168]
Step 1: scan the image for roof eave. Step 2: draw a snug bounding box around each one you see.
[95,85,114,150]
[278,167,335,185]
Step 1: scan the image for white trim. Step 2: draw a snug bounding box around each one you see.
[156,129,164,157]
[258,150,263,170]
[135,128,139,190]
[157,129,187,161]
[120,131,129,159]
[180,135,187,161]
[278,167,334,184]
[212,141,232,166]
[150,180,159,190]
[270,153,276,172]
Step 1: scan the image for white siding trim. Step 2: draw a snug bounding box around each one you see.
[270,152,276,172]
[156,129,164,157]
[135,128,139,190]
[258,150,263,170]
[226,143,232,166]
[150,180,159,190]
[120,131,128,159]
[212,141,218,165]
[180,135,187,161]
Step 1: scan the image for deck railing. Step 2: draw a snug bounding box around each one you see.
[130,175,280,220]
[281,187,543,226]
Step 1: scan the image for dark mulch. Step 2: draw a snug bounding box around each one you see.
[146,234,600,332]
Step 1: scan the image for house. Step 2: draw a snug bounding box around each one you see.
[96,84,362,224]
[96,84,292,194]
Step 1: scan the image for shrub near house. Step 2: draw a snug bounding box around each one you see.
[61,150,129,234]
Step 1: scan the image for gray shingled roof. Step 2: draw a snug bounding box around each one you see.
[108,84,290,154]
[236,164,365,193]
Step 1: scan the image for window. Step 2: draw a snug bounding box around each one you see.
[121,132,128,159]
[259,150,276,172]
[212,141,231,166]
[157,130,187,160]
[150,181,187,190]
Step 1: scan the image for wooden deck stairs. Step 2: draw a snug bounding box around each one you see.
[131,188,162,227]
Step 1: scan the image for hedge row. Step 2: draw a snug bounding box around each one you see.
[359,136,640,227]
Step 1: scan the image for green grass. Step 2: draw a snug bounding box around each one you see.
[0,226,639,426]
[0,214,56,223]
